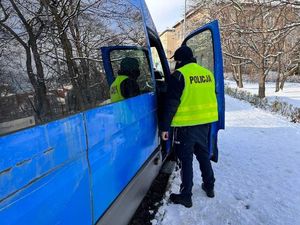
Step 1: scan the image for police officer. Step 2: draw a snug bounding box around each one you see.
[161,46,218,208]
[110,57,140,103]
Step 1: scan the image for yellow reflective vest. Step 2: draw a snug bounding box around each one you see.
[171,63,218,127]
[110,75,128,103]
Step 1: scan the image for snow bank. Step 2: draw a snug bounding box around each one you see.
[225,81,300,123]
[225,80,300,108]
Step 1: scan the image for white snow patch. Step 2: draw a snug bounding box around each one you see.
[153,96,300,225]
[225,80,300,108]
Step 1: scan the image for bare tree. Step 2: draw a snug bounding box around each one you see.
[186,0,300,97]
[42,0,92,111]
[0,0,50,118]
[0,0,152,124]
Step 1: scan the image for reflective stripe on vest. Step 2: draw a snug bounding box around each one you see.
[110,75,128,103]
[171,63,218,127]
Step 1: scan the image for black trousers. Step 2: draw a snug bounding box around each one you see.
[174,124,215,197]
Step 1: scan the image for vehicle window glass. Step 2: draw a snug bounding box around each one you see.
[110,49,154,97]
[186,30,214,73]
[0,0,146,135]
[169,59,177,74]
[151,47,164,80]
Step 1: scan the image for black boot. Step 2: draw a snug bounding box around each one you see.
[169,193,192,208]
[201,183,215,198]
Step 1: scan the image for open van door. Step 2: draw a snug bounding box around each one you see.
[182,20,225,162]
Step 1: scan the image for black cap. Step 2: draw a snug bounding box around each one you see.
[172,45,194,61]
[120,57,139,72]
[119,57,140,79]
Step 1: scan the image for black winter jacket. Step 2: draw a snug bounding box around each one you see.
[161,58,196,131]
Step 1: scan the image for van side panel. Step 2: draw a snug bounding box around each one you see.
[0,115,92,225]
[84,93,159,221]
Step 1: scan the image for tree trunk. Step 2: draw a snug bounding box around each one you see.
[280,66,298,90]
[275,74,280,92]
[275,55,281,92]
[232,65,239,86]
[29,35,51,117]
[69,17,89,91]
[24,45,49,120]
[47,2,88,110]
[237,61,243,88]
[279,77,287,90]
[258,71,266,98]
[1,0,50,119]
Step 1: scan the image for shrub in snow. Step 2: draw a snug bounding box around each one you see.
[291,108,300,123]
[225,85,300,123]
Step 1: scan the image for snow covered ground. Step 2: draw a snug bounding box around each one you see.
[152,96,300,225]
[225,80,300,108]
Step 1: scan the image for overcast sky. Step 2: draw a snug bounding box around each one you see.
[145,0,185,32]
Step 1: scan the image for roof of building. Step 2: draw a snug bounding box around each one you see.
[160,1,300,36]
[159,28,175,37]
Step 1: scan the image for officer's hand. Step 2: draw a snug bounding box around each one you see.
[161,131,169,141]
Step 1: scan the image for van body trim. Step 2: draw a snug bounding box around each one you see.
[96,148,162,225]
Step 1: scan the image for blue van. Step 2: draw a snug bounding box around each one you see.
[0,0,224,224]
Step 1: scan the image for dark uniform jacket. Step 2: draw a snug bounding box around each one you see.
[161,58,197,131]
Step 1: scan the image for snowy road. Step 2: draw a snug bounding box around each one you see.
[153,96,300,225]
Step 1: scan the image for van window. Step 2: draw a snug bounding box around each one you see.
[150,47,165,80]
[0,0,147,135]
[186,30,214,73]
[110,49,154,97]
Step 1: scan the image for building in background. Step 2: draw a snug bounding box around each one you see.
[159,1,300,94]
[159,6,210,68]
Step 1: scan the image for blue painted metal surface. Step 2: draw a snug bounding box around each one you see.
[0,2,224,224]
[0,93,159,225]
[84,93,159,221]
[139,1,173,156]
[183,20,225,161]
[0,114,92,225]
